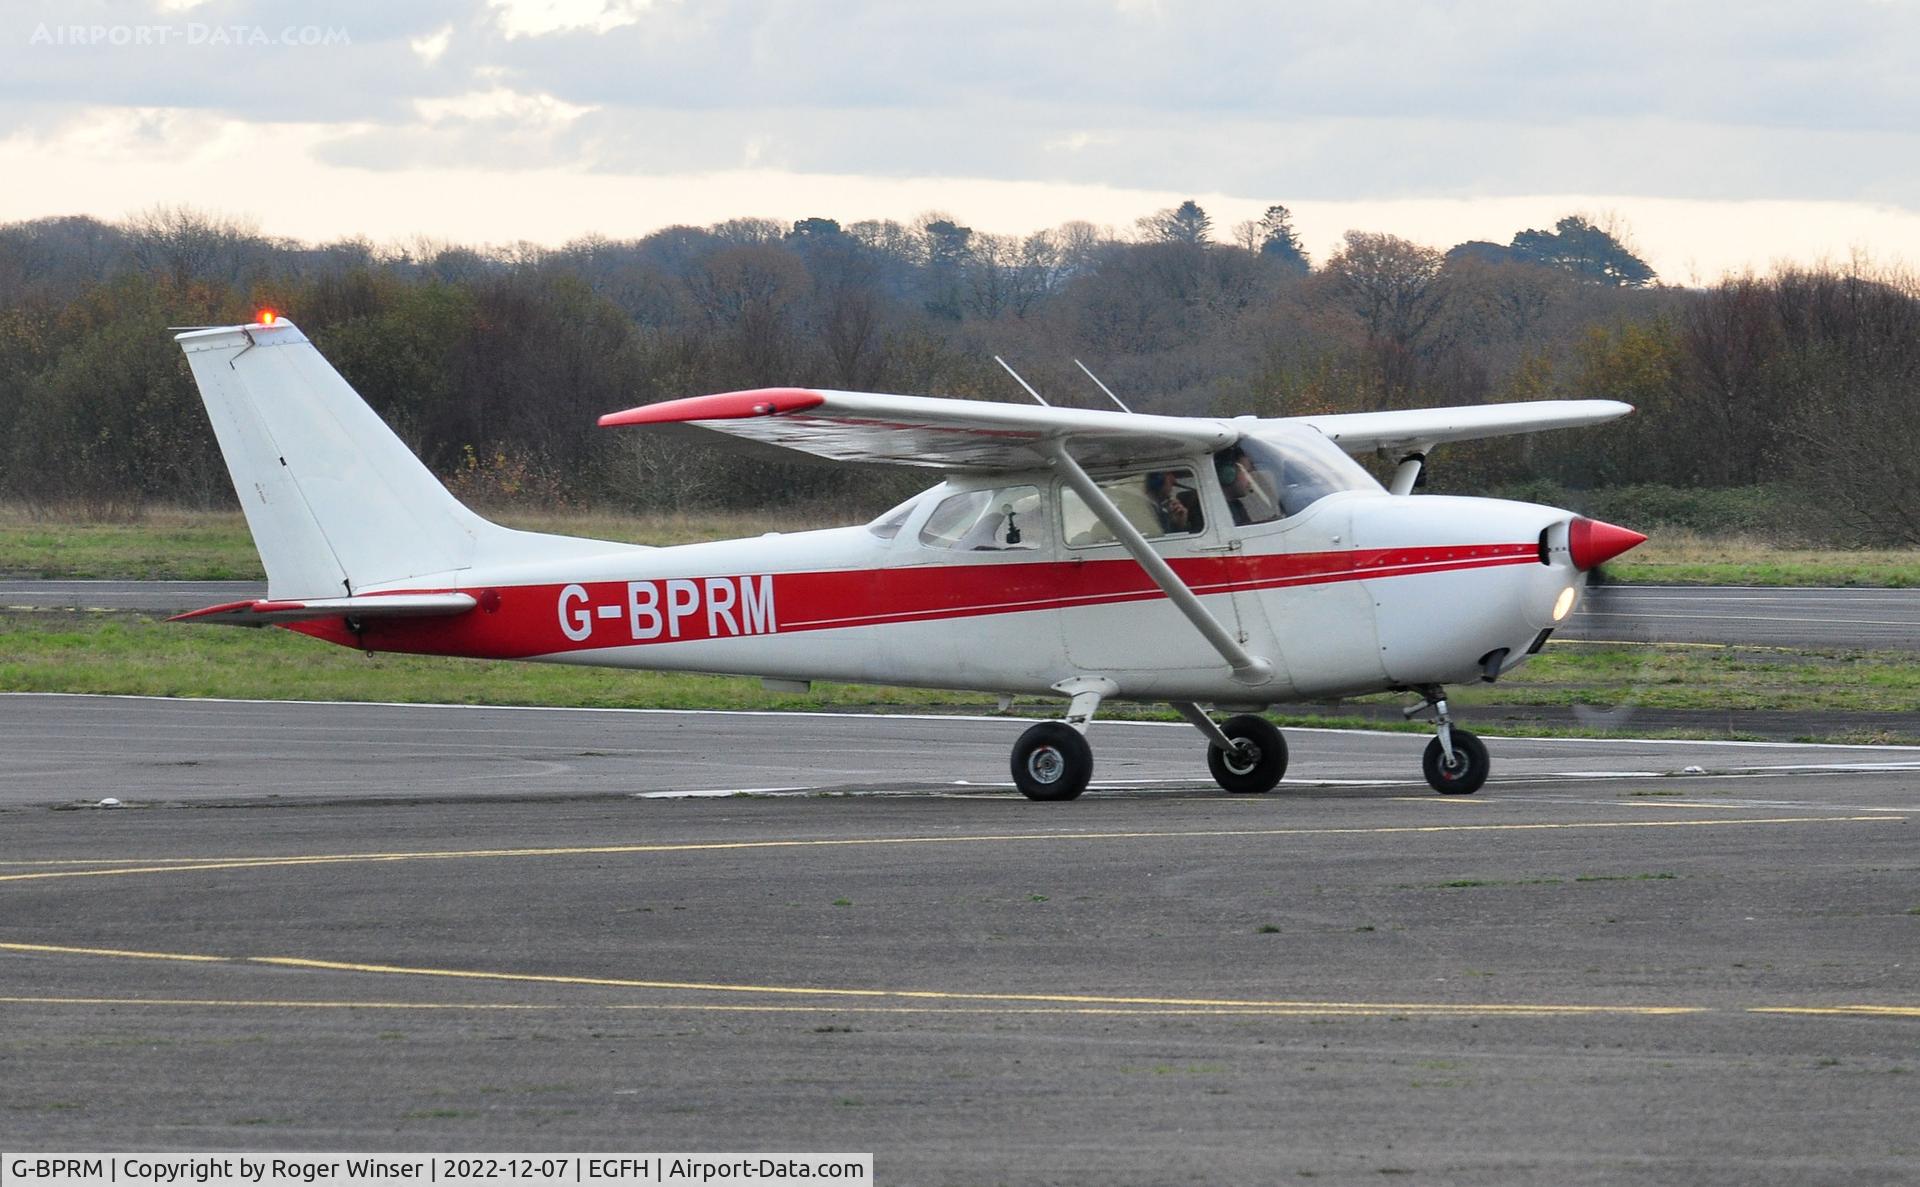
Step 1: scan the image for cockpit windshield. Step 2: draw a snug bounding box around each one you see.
[1214,426,1382,524]
[865,494,919,540]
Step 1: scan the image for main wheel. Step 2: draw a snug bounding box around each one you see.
[1207,714,1288,794]
[1011,722,1093,801]
[1422,729,1490,795]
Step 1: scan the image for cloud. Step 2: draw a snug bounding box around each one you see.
[1,0,486,124]
[486,0,656,39]
[313,103,1920,210]
[6,0,1920,211]
[467,0,1918,129]
[335,0,1920,206]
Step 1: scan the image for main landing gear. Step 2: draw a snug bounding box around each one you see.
[1010,721,1094,801]
[1009,677,1111,800]
[1009,678,1292,801]
[1174,703,1288,795]
[1407,685,1490,795]
[1010,681,1491,800]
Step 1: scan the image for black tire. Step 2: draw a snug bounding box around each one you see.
[1207,714,1288,794]
[1011,722,1093,801]
[1423,729,1490,795]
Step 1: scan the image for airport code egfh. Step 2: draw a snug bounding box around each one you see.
[0,1156,874,1187]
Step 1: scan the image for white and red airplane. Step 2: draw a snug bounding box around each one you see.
[173,315,1644,800]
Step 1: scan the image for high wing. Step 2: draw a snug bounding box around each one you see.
[1284,400,1633,456]
[171,592,477,627]
[598,388,1237,470]
[599,387,1632,471]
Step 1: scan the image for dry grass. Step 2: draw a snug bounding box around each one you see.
[1607,528,1919,587]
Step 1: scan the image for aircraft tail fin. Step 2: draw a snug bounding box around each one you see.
[177,318,501,599]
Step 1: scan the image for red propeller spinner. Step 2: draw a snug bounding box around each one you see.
[1568,517,1648,571]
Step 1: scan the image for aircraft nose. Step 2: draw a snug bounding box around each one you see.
[1568,517,1647,571]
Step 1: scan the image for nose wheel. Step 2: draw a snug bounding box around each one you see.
[1423,729,1489,794]
[1408,686,1490,794]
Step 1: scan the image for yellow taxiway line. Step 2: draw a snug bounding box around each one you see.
[0,996,1695,1019]
[0,815,1901,886]
[4,941,1915,1021]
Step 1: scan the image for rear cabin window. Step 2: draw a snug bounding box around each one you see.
[1061,467,1205,547]
[919,485,1043,550]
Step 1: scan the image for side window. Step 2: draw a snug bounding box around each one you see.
[919,485,1044,551]
[1061,467,1206,547]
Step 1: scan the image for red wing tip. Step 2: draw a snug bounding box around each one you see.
[599,388,825,427]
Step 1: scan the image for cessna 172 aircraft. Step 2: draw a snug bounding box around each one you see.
[174,315,1644,801]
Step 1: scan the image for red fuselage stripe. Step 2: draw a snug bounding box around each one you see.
[290,543,1539,660]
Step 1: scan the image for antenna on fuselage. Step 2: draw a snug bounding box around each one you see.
[1073,359,1133,414]
[993,356,1050,407]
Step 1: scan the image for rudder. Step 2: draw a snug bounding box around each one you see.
[178,319,491,598]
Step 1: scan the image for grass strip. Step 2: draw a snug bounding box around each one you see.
[3,612,1913,744]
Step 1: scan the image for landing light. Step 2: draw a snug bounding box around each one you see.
[1552,586,1577,622]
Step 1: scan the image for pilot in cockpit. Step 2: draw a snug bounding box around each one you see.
[1215,446,1282,526]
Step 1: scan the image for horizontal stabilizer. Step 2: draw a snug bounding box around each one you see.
[171,592,477,627]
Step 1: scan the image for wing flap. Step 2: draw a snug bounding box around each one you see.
[171,592,477,626]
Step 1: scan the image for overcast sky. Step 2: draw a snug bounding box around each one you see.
[5,0,1919,280]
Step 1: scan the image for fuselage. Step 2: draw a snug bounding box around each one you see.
[300,426,1592,706]
[172,315,1644,800]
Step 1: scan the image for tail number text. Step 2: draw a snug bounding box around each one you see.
[558,576,776,643]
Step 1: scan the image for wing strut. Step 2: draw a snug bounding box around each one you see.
[1047,442,1274,687]
[1388,443,1434,495]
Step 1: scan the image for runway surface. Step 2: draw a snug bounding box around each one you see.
[5,580,1918,649]
[3,694,1917,1182]
[0,579,261,614]
[1566,584,1920,649]
[5,693,1920,807]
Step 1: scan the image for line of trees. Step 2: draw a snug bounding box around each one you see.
[0,204,1914,543]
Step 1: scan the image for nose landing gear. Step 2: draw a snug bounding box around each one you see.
[1406,686,1490,795]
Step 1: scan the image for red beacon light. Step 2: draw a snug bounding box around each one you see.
[256,309,278,326]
